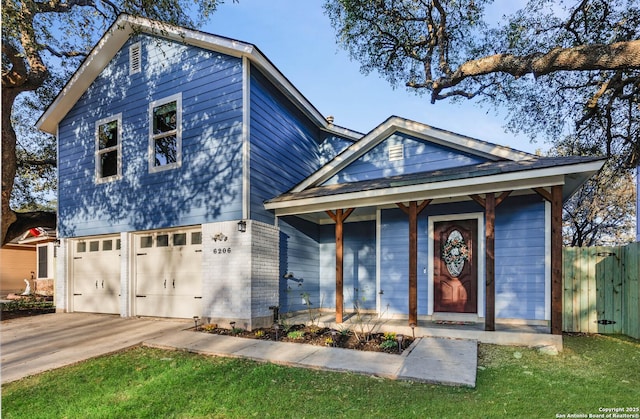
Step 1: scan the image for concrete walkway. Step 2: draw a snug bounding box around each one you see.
[144,330,477,387]
[1,313,477,387]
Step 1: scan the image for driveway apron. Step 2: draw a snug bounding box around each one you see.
[1,313,189,384]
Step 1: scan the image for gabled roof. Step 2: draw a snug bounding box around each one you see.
[290,116,536,193]
[265,155,606,217]
[36,14,361,140]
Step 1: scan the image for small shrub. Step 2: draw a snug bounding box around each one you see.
[287,330,305,340]
[325,337,334,346]
[380,339,397,350]
[254,330,265,338]
[201,324,217,332]
[383,332,397,342]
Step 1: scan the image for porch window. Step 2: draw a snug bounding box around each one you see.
[95,114,122,182]
[149,93,181,172]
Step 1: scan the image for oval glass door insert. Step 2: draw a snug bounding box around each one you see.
[442,230,469,277]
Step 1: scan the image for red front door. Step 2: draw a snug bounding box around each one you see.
[434,220,478,313]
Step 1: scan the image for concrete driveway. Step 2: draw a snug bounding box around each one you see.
[1,313,190,384]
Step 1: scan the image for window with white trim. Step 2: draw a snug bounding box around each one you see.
[149,93,182,172]
[95,114,122,182]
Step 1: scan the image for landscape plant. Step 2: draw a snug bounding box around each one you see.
[286,330,305,340]
[350,294,387,343]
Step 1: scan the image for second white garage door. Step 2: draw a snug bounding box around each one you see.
[134,228,202,318]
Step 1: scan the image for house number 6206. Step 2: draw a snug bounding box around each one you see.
[213,248,231,255]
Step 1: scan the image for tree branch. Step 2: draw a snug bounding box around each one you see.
[429,40,640,103]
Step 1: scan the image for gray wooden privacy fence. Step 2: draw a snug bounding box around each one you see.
[563,243,640,339]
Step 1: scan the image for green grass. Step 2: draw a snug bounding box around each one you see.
[2,334,638,418]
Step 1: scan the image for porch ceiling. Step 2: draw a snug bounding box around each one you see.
[265,156,605,218]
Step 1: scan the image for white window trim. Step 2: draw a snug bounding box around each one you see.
[148,93,182,173]
[95,113,123,183]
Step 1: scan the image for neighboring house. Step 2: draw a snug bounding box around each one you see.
[37,15,604,335]
[1,228,56,296]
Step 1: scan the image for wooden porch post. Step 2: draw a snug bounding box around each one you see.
[551,185,563,335]
[470,191,510,332]
[485,193,496,331]
[397,200,431,326]
[326,208,354,323]
[534,186,564,335]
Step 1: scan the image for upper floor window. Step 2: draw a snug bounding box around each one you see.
[149,93,182,172]
[95,114,122,182]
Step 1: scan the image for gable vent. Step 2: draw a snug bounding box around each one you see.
[129,42,141,75]
[388,144,404,161]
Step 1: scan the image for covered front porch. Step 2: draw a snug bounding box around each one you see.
[265,119,604,338]
[267,166,578,335]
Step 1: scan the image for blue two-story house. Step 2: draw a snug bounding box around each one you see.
[37,14,604,335]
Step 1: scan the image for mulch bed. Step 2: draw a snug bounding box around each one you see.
[1,295,55,321]
[198,323,415,354]
[1,307,56,321]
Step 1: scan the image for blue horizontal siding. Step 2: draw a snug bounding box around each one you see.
[279,216,321,313]
[249,67,353,225]
[58,35,244,237]
[376,196,547,319]
[495,196,547,320]
[320,220,377,311]
[379,208,429,315]
[318,134,354,165]
[323,132,487,185]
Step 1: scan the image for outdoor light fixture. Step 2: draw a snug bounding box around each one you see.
[273,323,280,340]
[237,220,247,233]
[193,316,200,331]
[331,330,338,347]
[269,305,280,323]
[396,334,404,353]
[410,322,416,338]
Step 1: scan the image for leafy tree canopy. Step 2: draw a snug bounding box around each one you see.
[1,0,226,244]
[325,0,640,169]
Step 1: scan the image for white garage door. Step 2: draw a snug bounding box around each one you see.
[135,228,202,318]
[72,236,121,314]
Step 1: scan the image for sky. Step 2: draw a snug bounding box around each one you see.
[202,0,544,154]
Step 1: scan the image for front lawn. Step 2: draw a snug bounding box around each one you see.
[2,334,638,418]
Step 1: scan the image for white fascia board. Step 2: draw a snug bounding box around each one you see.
[37,18,134,134]
[268,174,566,216]
[391,120,534,161]
[37,14,361,140]
[292,116,534,193]
[267,159,604,215]
[292,121,399,192]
